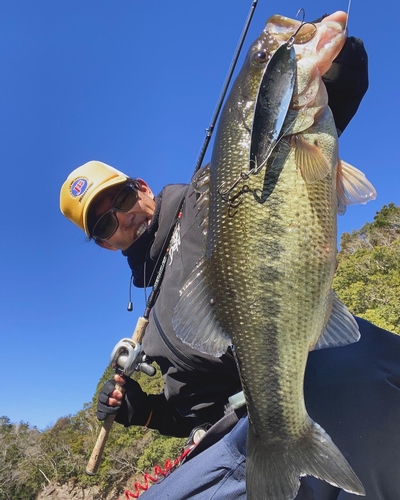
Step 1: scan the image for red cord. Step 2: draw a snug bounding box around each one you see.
[118,446,193,499]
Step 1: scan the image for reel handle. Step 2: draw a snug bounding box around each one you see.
[85,317,149,476]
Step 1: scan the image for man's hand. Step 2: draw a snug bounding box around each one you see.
[311,14,369,135]
[97,375,151,427]
[97,375,125,420]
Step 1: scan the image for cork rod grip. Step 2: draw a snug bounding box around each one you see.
[85,382,125,475]
[132,316,149,343]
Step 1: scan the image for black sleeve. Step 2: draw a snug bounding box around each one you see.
[145,393,198,437]
[322,37,369,136]
[112,378,196,437]
[110,378,194,436]
[121,390,197,437]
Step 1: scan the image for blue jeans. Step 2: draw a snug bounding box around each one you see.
[138,415,321,500]
[139,414,247,499]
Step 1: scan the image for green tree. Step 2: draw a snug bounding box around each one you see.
[0,417,43,500]
[334,203,400,334]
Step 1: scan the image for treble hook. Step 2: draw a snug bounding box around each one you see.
[287,9,317,48]
[217,171,250,199]
[229,190,245,208]
[296,7,306,23]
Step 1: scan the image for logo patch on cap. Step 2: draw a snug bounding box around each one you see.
[71,178,88,197]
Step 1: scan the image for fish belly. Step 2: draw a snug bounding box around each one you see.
[210,142,337,441]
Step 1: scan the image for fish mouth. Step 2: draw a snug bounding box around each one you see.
[266,12,347,50]
[321,11,347,26]
[266,15,317,44]
[315,21,347,69]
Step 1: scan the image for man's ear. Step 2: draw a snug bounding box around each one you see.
[136,178,155,200]
[95,240,119,251]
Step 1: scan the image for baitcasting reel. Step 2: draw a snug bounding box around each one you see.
[110,338,156,377]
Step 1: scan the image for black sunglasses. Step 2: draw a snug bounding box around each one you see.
[91,182,139,241]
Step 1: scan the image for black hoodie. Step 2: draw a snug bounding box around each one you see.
[122,181,241,436]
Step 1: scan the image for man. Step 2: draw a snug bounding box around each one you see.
[60,35,400,499]
[61,161,242,437]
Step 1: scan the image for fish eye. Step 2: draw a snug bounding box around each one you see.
[251,51,269,66]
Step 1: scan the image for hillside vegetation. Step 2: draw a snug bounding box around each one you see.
[1,203,399,500]
[333,203,400,334]
[0,367,185,500]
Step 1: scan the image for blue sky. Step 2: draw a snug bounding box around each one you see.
[1,0,399,430]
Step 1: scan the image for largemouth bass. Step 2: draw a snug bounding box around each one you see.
[174,11,376,500]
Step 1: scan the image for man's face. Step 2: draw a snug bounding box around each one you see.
[92,179,156,251]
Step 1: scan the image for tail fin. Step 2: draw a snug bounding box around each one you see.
[246,421,365,500]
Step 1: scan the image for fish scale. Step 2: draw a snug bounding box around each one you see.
[226,166,333,427]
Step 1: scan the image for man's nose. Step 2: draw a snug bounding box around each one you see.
[116,210,134,226]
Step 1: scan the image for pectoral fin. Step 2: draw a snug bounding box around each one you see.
[175,166,231,357]
[336,159,377,215]
[313,291,360,350]
[294,134,331,183]
[173,256,232,357]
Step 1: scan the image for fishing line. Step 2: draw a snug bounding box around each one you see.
[139,0,259,304]
[345,0,352,30]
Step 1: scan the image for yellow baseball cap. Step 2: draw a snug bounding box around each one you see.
[60,160,128,236]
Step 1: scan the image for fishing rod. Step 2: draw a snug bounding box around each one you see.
[194,0,259,172]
